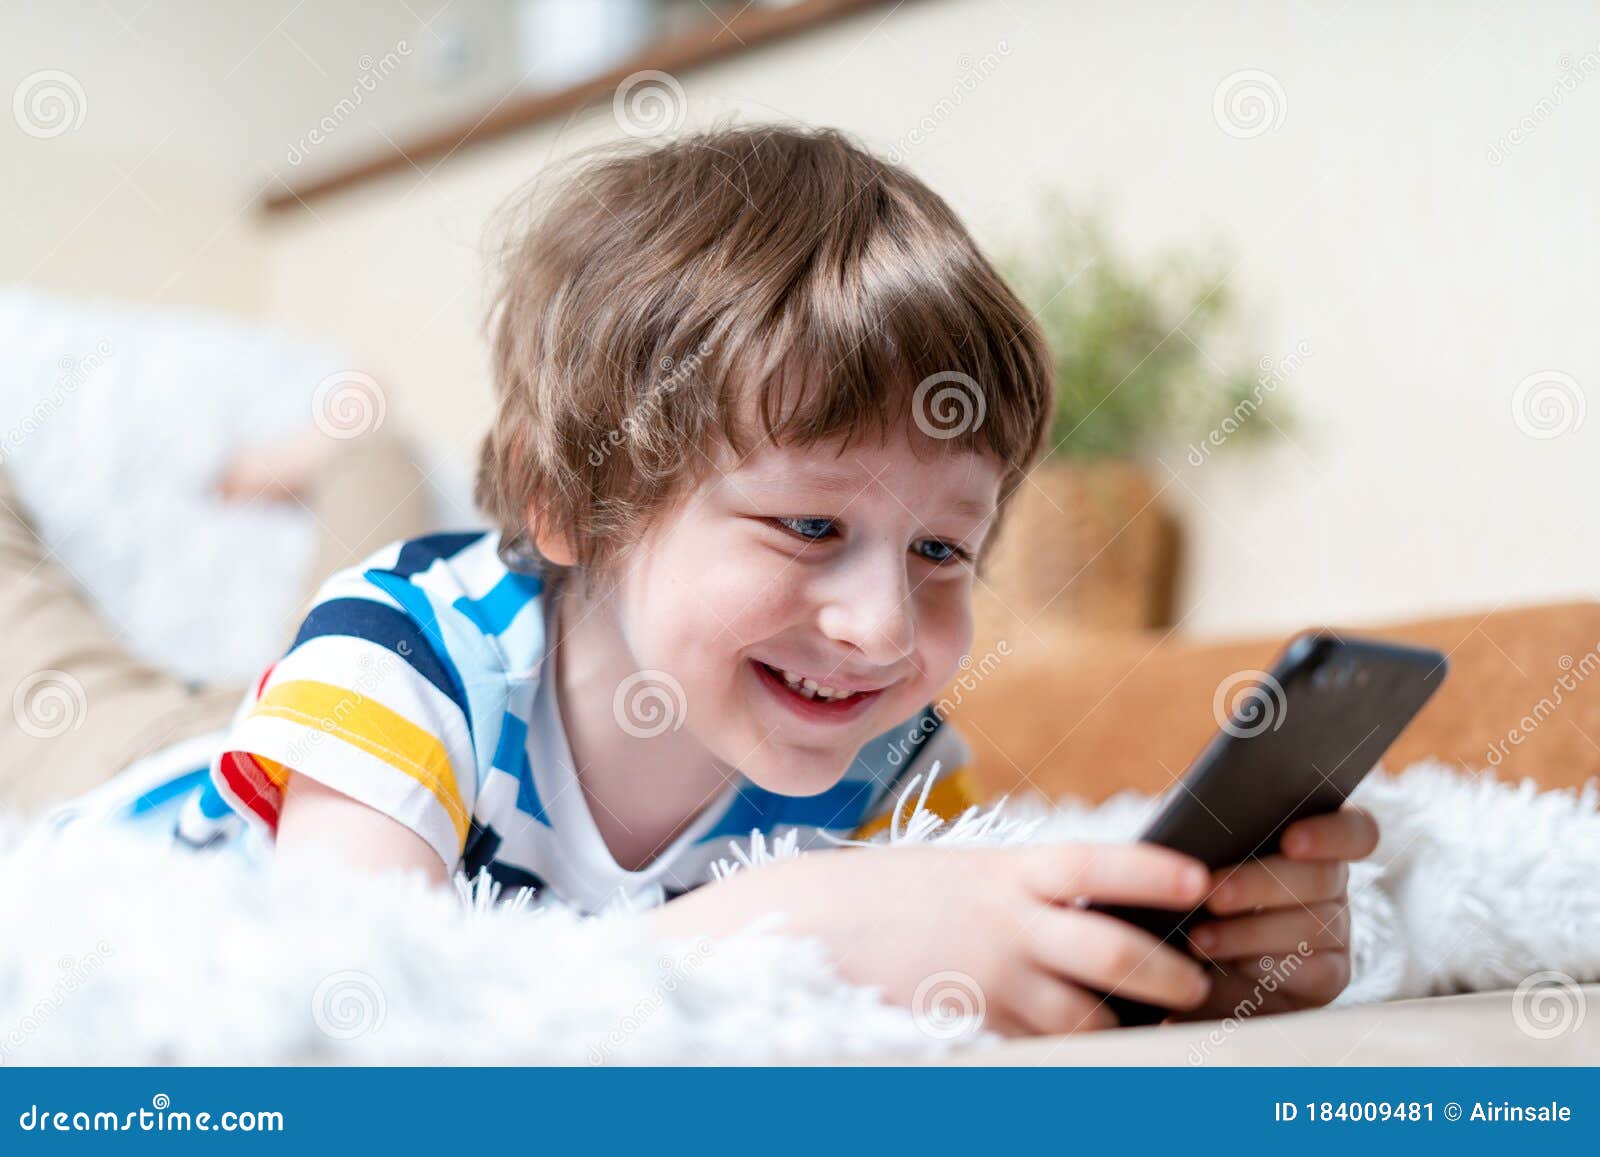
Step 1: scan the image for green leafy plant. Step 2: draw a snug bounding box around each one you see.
[1002,201,1272,461]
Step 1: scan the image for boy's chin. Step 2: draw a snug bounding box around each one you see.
[733,750,855,798]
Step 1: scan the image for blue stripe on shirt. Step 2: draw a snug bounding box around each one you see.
[289,595,471,725]
[492,711,549,826]
[452,570,543,637]
[385,531,487,580]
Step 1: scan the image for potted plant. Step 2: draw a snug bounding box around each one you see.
[982,202,1274,637]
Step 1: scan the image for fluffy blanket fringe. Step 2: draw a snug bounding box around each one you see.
[1,761,1596,1064]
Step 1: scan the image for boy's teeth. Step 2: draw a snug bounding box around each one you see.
[775,666,856,701]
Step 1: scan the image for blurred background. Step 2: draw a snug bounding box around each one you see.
[3,0,1597,684]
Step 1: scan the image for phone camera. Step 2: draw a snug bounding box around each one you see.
[1313,664,1356,690]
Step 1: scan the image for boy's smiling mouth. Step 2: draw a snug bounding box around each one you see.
[749,659,889,723]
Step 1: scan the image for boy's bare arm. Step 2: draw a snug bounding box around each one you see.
[648,842,1216,1038]
[273,773,1292,1039]
[275,771,449,888]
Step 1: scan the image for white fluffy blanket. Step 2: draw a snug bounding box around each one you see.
[0,287,473,685]
[2,762,1596,1065]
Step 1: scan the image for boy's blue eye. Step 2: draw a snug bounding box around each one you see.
[775,516,836,541]
[771,518,971,566]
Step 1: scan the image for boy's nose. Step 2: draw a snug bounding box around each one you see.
[815,553,916,665]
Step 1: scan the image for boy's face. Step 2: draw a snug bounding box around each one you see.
[610,425,1003,796]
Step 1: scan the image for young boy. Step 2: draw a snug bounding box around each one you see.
[38,126,1372,1037]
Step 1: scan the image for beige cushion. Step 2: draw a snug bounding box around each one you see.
[946,602,1600,803]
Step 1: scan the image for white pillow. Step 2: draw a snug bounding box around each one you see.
[0,287,346,683]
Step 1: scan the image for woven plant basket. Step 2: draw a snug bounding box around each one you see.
[976,459,1178,641]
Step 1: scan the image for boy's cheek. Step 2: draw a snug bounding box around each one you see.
[917,591,977,689]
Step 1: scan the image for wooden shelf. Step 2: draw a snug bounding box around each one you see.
[261,0,905,214]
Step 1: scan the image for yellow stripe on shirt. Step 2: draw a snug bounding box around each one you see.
[249,678,470,846]
[851,764,984,840]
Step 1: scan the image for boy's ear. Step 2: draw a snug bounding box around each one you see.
[523,498,577,567]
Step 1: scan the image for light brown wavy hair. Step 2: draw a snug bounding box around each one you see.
[475,123,1055,580]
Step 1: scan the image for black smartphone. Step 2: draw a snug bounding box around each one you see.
[1090,630,1448,1027]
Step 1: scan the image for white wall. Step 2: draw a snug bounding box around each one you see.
[0,0,517,314]
[1,3,265,312]
[13,0,1600,636]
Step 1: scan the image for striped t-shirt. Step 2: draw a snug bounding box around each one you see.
[61,531,982,913]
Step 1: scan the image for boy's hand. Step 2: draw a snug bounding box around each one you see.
[1173,805,1379,1022]
[647,842,1218,1038]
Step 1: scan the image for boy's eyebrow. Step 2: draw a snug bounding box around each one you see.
[742,467,996,519]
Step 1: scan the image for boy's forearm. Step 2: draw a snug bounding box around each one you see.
[646,855,851,946]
